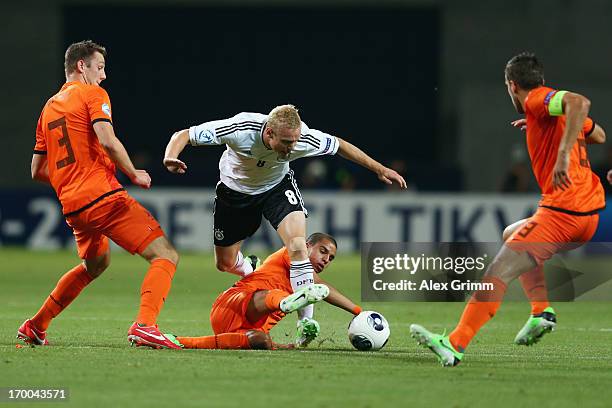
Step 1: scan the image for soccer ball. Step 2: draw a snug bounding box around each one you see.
[347,311,390,351]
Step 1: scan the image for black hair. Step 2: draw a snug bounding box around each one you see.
[65,40,106,75]
[505,52,544,90]
[306,232,337,249]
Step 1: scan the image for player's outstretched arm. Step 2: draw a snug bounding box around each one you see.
[552,92,591,191]
[31,154,50,184]
[314,273,361,315]
[336,138,407,188]
[586,124,606,144]
[93,121,151,189]
[163,129,189,174]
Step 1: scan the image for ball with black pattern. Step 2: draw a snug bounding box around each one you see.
[347,311,390,351]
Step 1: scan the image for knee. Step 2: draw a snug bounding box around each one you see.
[502,225,513,242]
[155,248,179,266]
[246,330,272,350]
[165,247,179,265]
[215,256,235,272]
[146,239,179,265]
[503,219,528,242]
[485,257,520,286]
[287,236,307,259]
[85,256,110,279]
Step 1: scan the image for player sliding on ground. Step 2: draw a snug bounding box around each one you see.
[411,52,606,366]
[163,105,405,330]
[166,233,362,350]
[18,40,181,349]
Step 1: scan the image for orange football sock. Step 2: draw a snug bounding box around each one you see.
[449,276,507,352]
[264,289,290,311]
[176,333,251,349]
[31,263,93,331]
[136,259,176,326]
[519,265,549,315]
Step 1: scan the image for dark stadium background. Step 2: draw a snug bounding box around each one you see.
[4,1,612,247]
[62,6,443,190]
[4,1,611,193]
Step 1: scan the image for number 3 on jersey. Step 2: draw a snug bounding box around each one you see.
[285,190,298,205]
[48,117,75,169]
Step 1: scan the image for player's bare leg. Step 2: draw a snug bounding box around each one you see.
[247,290,282,322]
[277,211,308,261]
[502,218,556,344]
[127,236,181,349]
[276,211,320,345]
[486,244,538,284]
[17,250,111,346]
[503,219,547,299]
[245,330,295,350]
[84,250,112,279]
[141,235,179,264]
[411,244,537,366]
[503,220,549,310]
[214,241,256,277]
[276,211,312,302]
[244,330,274,349]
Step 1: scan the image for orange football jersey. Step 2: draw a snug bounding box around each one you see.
[34,81,122,216]
[524,86,605,214]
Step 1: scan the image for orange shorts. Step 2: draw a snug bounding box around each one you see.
[507,207,599,265]
[65,191,164,259]
[210,287,284,335]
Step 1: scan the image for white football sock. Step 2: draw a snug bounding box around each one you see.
[227,251,254,277]
[290,259,315,319]
[298,304,314,320]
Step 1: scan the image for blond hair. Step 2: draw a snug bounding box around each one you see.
[267,104,301,131]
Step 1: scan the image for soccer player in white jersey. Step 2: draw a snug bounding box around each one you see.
[163,105,406,345]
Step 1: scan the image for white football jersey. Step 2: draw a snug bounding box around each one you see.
[188,112,339,194]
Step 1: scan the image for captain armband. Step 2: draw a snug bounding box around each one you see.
[548,90,568,116]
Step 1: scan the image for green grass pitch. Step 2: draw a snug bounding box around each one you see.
[1,248,612,407]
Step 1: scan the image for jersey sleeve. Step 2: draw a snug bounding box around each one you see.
[546,90,568,116]
[525,88,553,120]
[189,113,262,146]
[33,111,46,154]
[295,122,340,157]
[84,86,113,125]
[583,117,595,136]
